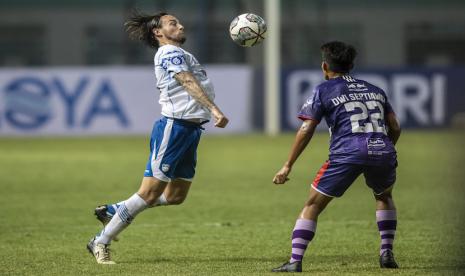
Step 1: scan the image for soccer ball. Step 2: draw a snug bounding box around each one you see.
[229,13,267,47]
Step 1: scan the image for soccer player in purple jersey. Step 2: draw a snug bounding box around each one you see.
[271,41,401,272]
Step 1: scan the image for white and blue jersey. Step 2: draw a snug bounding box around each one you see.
[154,44,215,121]
[144,44,214,182]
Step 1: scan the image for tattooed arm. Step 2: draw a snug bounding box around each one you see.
[174,71,228,128]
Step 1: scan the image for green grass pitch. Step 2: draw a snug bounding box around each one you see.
[0,131,464,275]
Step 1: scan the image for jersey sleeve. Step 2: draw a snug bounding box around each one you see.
[298,87,324,123]
[158,45,189,78]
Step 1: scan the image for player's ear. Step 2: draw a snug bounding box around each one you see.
[321,62,328,73]
[153,28,162,38]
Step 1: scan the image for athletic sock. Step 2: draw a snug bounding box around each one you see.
[106,201,124,215]
[95,193,148,244]
[149,193,169,208]
[107,194,168,213]
[289,219,317,263]
[376,210,397,255]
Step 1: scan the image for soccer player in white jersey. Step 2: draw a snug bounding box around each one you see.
[86,12,229,264]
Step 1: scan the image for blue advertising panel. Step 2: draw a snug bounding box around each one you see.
[0,66,253,136]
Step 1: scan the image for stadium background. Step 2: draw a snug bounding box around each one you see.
[0,0,464,275]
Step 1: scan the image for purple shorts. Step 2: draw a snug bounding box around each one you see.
[312,160,397,197]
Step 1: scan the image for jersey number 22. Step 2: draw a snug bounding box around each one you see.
[344,101,386,134]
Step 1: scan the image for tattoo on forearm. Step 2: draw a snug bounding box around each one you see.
[175,72,217,110]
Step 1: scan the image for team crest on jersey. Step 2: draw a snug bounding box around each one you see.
[161,164,170,172]
[171,56,183,65]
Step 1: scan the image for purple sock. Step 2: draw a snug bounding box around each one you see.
[289,219,317,263]
[376,210,397,255]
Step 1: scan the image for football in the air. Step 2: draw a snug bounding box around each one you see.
[229,13,267,47]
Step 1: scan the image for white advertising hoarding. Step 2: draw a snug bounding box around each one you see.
[0,66,252,136]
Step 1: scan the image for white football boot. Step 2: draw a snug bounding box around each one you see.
[87,238,116,264]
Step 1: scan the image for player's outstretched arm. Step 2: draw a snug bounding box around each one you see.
[385,112,401,145]
[273,119,318,185]
[174,71,229,128]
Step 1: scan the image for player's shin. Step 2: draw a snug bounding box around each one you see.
[289,219,317,263]
[104,193,168,216]
[376,210,397,255]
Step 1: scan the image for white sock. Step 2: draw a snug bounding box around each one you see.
[149,193,169,208]
[111,201,124,211]
[95,193,148,244]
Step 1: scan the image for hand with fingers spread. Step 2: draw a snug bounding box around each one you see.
[273,165,291,184]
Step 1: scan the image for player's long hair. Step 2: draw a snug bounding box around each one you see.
[125,11,167,48]
[320,41,357,73]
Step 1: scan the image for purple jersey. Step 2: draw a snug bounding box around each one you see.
[298,75,397,165]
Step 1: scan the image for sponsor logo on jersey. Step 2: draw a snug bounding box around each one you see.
[367,138,386,149]
[347,83,368,91]
[160,55,185,69]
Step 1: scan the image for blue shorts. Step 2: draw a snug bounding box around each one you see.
[144,117,202,182]
[311,160,397,197]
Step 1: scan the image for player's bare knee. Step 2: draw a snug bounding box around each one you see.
[306,190,332,208]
